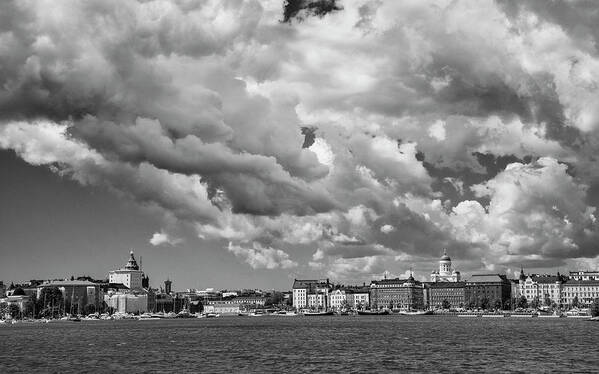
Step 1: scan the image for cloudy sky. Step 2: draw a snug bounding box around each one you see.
[2,0,599,290]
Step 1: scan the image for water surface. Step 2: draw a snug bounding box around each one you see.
[1,316,598,373]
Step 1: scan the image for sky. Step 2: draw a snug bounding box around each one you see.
[2,0,599,290]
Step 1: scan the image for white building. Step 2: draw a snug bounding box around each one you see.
[108,251,144,290]
[329,289,347,310]
[292,279,332,310]
[431,250,461,282]
[562,280,599,306]
[569,271,599,281]
[520,274,563,306]
[105,291,148,314]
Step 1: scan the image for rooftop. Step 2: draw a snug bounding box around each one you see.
[39,280,99,287]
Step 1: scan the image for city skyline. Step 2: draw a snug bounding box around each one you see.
[3,0,599,290]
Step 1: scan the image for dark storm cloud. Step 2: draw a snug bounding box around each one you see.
[282,0,342,23]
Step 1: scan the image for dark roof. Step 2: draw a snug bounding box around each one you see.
[429,282,466,288]
[292,279,329,290]
[563,280,599,286]
[107,282,129,290]
[530,275,563,284]
[467,274,509,283]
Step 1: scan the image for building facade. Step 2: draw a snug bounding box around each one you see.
[108,251,144,290]
[292,279,332,310]
[561,280,599,306]
[370,275,424,310]
[428,282,466,309]
[569,271,599,281]
[465,274,511,309]
[37,280,102,313]
[519,273,564,306]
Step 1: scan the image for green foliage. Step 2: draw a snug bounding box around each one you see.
[530,296,540,309]
[441,299,451,310]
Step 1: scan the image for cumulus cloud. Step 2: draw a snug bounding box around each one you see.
[227,241,298,269]
[149,231,182,246]
[2,0,599,276]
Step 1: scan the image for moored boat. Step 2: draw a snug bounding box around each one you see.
[357,310,390,316]
[398,310,434,316]
[303,310,334,316]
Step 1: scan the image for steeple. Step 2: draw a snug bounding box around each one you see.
[124,250,140,270]
[519,267,526,281]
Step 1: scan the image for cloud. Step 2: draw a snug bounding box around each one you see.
[227,241,298,269]
[2,0,599,275]
[149,231,182,246]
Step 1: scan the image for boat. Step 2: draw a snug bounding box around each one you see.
[398,310,434,316]
[237,312,249,317]
[303,310,334,316]
[203,312,220,318]
[357,310,390,315]
[67,316,81,322]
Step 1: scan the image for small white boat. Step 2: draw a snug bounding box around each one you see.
[398,310,434,316]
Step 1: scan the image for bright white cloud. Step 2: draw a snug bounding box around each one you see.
[227,241,298,270]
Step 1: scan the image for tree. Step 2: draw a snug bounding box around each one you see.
[38,286,64,318]
[83,304,96,316]
[478,297,490,310]
[544,295,552,307]
[572,295,579,308]
[493,298,502,311]
[441,299,451,310]
[8,304,20,319]
[591,298,599,317]
[530,296,540,309]
[517,296,528,309]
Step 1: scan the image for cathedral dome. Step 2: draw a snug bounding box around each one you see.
[440,250,451,262]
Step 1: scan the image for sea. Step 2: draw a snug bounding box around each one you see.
[1,316,598,373]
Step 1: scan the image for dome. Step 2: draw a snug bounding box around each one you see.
[440,249,451,262]
[124,250,140,270]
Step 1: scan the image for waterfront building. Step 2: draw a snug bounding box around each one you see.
[37,280,102,313]
[205,301,240,315]
[329,289,347,310]
[105,291,148,314]
[428,282,466,309]
[0,294,31,313]
[519,273,564,306]
[108,251,145,290]
[345,286,370,310]
[569,271,599,281]
[465,274,511,308]
[370,275,424,310]
[104,251,153,313]
[292,279,332,310]
[561,280,599,306]
[430,250,461,282]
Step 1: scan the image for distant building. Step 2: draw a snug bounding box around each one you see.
[345,286,370,310]
[105,292,148,314]
[292,279,332,310]
[370,275,424,310]
[108,251,144,290]
[569,271,599,281]
[428,282,466,309]
[104,250,152,314]
[205,301,240,315]
[562,280,599,306]
[37,280,102,313]
[164,279,172,294]
[329,289,347,310]
[465,274,511,308]
[519,272,564,306]
[431,250,461,282]
[0,281,5,298]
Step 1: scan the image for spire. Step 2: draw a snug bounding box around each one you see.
[519,266,526,281]
[124,250,140,270]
